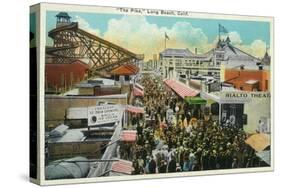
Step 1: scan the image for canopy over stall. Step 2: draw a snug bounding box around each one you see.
[185,96,207,105]
[120,130,137,142]
[109,159,134,176]
[133,86,144,97]
[126,105,145,114]
[245,133,270,152]
[164,79,199,99]
[135,83,144,90]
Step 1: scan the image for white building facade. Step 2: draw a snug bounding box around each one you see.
[159,37,268,81]
[159,48,221,80]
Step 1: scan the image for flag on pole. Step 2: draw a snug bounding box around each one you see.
[165,32,170,40]
[219,24,228,34]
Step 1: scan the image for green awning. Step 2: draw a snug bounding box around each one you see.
[185,97,207,105]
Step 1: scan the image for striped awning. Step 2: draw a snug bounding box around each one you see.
[133,86,144,97]
[111,159,134,175]
[135,83,144,90]
[245,133,270,152]
[120,130,137,142]
[126,105,144,114]
[164,79,200,98]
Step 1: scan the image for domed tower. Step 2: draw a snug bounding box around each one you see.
[56,12,71,28]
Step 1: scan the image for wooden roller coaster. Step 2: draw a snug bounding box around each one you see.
[46,18,143,77]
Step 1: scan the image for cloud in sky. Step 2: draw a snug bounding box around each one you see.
[227,31,243,45]
[218,32,267,57]
[239,39,267,58]
[104,16,212,59]
[76,15,268,60]
[103,16,213,59]
[73,15,101,36]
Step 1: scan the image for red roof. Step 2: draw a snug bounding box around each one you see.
[110,64,139,75]
[120,130,137,142]
[72,60,90,69]
[126,105,145,114]
[133,86,144,97]
[46,59,90,69]
[164,79,199,98]
[111,159,134,175]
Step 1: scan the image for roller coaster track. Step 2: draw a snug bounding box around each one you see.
[46,22,143,74]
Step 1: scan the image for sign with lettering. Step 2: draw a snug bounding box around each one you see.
[88,105,123,126]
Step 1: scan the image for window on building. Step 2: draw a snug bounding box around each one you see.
[125,75,130,81]
[192,60,196,66]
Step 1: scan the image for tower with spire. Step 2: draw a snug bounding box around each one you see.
[262,47,271,65]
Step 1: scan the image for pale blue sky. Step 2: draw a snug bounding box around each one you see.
[46,11,270,44]
[45,11,270,58]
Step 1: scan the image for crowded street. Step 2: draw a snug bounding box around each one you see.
[120,74,264,174]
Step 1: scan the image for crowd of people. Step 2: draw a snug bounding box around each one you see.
[120,75,266,175]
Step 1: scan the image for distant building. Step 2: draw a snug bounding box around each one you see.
[109,63,139,93]
[159,36,270,91]
[109,63,141,103]
[45,60,89,93]
[143,54,158,71]
[110,63,139,83]
[159,48,219,79]
[220,37,271,91]
[216,37,265,70]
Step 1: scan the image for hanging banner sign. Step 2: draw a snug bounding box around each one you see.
[88,105,123,126]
